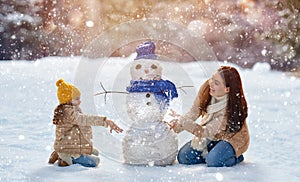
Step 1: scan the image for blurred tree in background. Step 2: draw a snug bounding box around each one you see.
[262,0,300,71]
[0,0,46,60]
[0,0,299,72]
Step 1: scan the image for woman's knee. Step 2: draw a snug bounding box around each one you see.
[205,141,237,167]
[177,141,204,165]
[206,155,236,167]
[177,142,192,164]
[177,152,189,164]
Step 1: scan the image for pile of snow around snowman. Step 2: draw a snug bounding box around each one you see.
[48,41,250,168]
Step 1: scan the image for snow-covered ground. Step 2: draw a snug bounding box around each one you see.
[0,56,299,182]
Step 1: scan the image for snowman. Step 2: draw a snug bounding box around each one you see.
[122,41,179,166]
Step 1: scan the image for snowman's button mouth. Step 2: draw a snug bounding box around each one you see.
[146,102,151,106]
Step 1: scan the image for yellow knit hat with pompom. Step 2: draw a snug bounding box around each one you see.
[56,79,81,104]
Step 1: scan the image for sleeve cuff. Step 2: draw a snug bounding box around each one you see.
[182,121,197,133]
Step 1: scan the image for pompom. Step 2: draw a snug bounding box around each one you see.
[135,41,157,60]
[56,79,64,87]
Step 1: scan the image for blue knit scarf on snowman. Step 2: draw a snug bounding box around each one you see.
[126,79,178,111]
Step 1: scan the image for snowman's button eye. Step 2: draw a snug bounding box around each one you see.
[151,64,157,69]
[146,93,151,98]
[135,64,142,69]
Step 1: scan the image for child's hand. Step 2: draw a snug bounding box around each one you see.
[106,119,123,133]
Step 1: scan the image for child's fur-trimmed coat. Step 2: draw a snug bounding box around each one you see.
[53,104,108,155]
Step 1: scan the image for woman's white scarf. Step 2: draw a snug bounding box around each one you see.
[191,94,228,157]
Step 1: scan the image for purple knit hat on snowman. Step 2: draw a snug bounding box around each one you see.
[135,41,157,60]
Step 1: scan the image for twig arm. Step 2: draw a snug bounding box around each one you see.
[176,85,193,94]
[94,82,128,104]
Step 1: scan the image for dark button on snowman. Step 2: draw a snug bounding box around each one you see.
[122,41,179,166]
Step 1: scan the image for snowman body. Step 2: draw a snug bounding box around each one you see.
[122,59,178,166]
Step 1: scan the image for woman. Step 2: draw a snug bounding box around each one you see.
[170,66,249,167]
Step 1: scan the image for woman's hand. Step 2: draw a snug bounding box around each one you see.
[106,120,123,133]
[169,109,180,118]
[167,109,184,133]
[168,118,185,133]
[168,119,179,130]
[163,119,177,130]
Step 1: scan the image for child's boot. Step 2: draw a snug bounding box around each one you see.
[48,151,59,164]
[58,158,69,167]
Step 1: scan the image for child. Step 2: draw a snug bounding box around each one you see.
[170,66,249,167]
[48,79,123,167]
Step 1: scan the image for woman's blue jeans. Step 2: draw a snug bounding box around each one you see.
[177,140,244,167]
[72,155,100,167]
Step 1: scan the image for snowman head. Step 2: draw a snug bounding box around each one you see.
[130,41,162,80]
[130,59,162,80]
